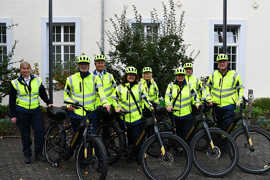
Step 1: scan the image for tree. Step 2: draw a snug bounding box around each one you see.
[0,41,22,103]
[105,0,199,96]
[52,59,77,90]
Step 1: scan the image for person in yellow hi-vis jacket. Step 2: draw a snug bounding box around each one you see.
[205,53,244,131]
[64,55,110,135]
[92,54,117,143]
[140,67,159,104]
[140,67,159,118]
[93,54,117,106]
[165,67,200,140]
[9,61,53,164]
[112,66,152,160]
[183,62,204,101]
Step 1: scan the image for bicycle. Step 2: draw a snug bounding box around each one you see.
[44,102,108,180]
[165,101,239,178]
[97,104,172,165]
[96,108,125,165]
[213,97,270,174]
[114,108,192,180]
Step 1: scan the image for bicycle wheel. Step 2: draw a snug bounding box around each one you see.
[190,128,238,177]
[44,124,72,166]
[140,132,192,180]
[232,126,270,174]
[97,124,124,164]
[76,136,108,180]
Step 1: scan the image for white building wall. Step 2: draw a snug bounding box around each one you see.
[0,0,269,106]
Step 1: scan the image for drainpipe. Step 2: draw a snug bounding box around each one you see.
[101,0,105,53]
[223,0,227,53]
[48,0,53,103]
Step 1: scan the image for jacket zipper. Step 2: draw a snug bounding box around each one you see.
[127,87,131,123]
[26,80,31,110]
[219,77,223,105]
[82,79,85,116]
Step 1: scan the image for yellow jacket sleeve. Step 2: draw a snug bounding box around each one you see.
[234,73,244,104]
[64,77,75,108]
[205,75,213,102]
[165,83,173,108]
[95,76,110,106]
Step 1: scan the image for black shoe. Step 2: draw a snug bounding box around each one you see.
[24,156,31,164]
[35,153,46,161]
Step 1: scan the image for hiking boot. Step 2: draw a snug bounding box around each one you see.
[24,156,31,164]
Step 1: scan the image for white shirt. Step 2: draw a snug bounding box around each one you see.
[23,76,31,86]
[96,71,104,80]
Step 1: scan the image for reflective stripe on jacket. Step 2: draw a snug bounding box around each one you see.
[185,75,204,100]
[140,78,159,104]
[113,82,151,124]
[206,70,244,107]
[93,70,116,106]
[11,76,41,109]
[165,80,199,117]
[64,72,109,116]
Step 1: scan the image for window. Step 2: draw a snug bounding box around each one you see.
[0,24,7,67]
[0,23,7,79]
[132,23,159,41]
[41,17,80,84]
[52,24,76,70]
[213,25,240,70]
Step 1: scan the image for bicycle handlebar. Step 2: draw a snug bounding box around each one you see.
[64,101,93,114]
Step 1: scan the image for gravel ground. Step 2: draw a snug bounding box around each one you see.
[0,138,269,180]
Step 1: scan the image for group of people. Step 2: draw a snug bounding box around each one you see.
[8,53,244,164]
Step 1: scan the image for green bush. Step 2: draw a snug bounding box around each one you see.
[257,116,270,131]
[0,118,16,136]
[0,105,8,118]
[250,106,264,119]
[252,98,270,114]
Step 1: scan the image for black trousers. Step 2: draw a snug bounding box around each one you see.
[173,114,194,140]
[16,109,44,158]
[215,107,235,132]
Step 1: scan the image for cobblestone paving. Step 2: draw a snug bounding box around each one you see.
[0,139,269,180]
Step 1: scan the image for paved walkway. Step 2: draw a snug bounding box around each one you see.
[0,138,269,180]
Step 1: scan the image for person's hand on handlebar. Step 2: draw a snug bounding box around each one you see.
[103,104,111,113]
[166,106,172,112]
[48,104,55,108]
[67,105,75,111]
[11,117,17,124]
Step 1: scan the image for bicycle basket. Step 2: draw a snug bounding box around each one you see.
[143,117,155,128]
[47,106,67,122]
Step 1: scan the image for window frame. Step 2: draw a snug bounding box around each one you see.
[52,23,76,70]
[129,18,161,41]
[209,20,246,83]
[0,18,12,80]
[41,17,80,84]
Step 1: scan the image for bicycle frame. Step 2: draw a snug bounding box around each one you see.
[238,99,254,151]
[64,101,102,159]
[170,103,218,150]
[119,109,167,156]
[212,98,255,151]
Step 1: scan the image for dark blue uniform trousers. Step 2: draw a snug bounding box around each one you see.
[16,109,44,158]
[173,114,194,140]
[215,106,235,132]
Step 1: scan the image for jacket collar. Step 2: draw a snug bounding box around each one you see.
[173,79,187,87]
[93,69,107,75]
[218,67,231,77]
[18,74,35,84]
